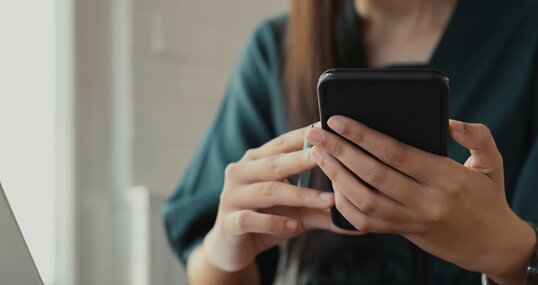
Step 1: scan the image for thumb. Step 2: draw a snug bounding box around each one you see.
[449,120,503,181]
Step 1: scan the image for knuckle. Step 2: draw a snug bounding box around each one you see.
[243,149,257,160]
[261,181,278,198]
[235,211,249,231]
[477,124,491,136]
[269,154,283,174]
[480,129,493,145]
[219,188,229,203]
[428,204,450,223]
[445,175,465,197]
[267,134,288,152]
[224,162,239,179]
[356,196,378,214]
[476,124,493,144]
[274,134,286,147]
[367,165,387,187]
[384,142,406,166]
[332,141,346,158]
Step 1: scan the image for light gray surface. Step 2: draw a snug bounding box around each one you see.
[72,1,288,284]
[0,184,44,285]
[131,0,288,195]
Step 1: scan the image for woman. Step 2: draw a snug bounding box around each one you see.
[163,0,538,284]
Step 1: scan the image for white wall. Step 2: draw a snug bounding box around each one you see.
[130,1,288,283]
[0,1,57,284]
[73,1,288,284]
[0,1,289,285]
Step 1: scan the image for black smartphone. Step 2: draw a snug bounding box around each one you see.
[317,68,450,230]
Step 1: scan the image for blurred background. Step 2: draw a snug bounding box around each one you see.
[0,0,286,284]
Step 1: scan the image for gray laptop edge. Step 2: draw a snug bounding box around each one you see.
[0,183,45,285]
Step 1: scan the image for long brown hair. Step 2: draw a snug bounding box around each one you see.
[275,3,348,283]
[285,0,346,129]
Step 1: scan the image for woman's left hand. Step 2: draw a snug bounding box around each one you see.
[305,116,536,285]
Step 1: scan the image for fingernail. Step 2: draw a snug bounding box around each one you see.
[319,192,333,202]
[328,117,344,133]
[306,129,324,145]
[452,120,466,133]
[310,147,324,163]
[286,220,298,230]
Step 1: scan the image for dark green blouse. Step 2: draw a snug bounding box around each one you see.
[163,0,538,284]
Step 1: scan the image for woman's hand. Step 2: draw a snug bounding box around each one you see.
[204,125,359,274]
[305,116,536,285]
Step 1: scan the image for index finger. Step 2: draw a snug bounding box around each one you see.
[244,123,318,160]
[326,116,450,183]
[240,148,317,182]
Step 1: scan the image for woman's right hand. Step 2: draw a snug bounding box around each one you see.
[203,125,360,273]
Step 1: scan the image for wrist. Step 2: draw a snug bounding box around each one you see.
[187,241,260,285]
[203,227,234,271]
[203,226,257,272]
[484,216,537,285]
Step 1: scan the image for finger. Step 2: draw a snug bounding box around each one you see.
[242,148,317,182]
[449,120,503,181]
[299,208,365,235]
[323,115,450,184]
[243,123,318,161]
[228,210,298,236]
[310,146,414,223]
[306,127,427,207]
[233,181,334,209]
[333,189,408,234]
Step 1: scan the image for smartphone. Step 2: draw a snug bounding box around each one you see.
[317,68,450,230]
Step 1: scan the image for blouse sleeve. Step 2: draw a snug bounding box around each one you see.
[510,67,538,225]
[162,19,282,284]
